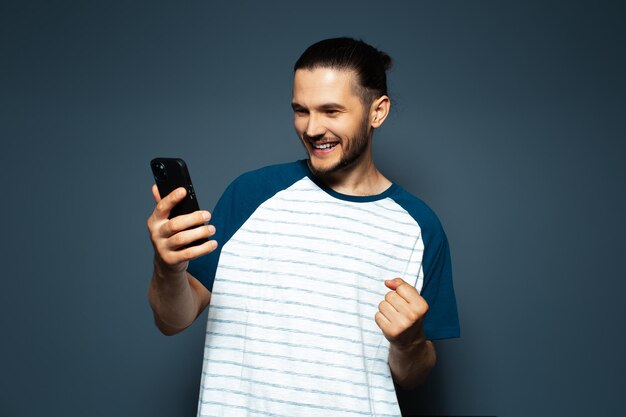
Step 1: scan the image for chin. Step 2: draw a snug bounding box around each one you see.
[308,160,333,175]
[307,156,329,172]
[308,156,345,177]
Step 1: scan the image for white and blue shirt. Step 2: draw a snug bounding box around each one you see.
[188,160,459,417]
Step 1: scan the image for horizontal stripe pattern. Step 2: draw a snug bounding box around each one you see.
[199,177,422,417]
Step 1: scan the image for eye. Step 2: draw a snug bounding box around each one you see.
[325,109,339,115]
[293,108,308,116]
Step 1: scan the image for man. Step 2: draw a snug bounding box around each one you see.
[147,38,459,417]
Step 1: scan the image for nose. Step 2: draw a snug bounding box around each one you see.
[305,112,326,138]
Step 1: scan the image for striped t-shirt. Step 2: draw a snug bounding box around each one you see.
[188,160,459,417]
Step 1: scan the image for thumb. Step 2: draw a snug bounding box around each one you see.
[384,277,406,291]
[151,184,162,203]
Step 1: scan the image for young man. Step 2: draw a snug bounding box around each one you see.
[147,38,459,417]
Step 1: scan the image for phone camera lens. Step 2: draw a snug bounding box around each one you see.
[152,162,168,181]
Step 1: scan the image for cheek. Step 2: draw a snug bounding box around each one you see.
[328,122,355,142]
[293,118,306,135]
[325,120,348,137]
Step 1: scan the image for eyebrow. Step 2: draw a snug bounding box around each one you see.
[291,102,347,111]
[319,103,346,111]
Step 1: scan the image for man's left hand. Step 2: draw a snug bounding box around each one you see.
[375,278,429,347]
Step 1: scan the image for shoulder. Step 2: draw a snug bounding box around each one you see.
[226,160,309,194]
[216,160,309,213]
[388,185,444,238]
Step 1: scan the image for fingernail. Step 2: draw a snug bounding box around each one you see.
[202,212,210,220]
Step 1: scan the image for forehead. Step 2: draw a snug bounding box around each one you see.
[292,68,361,106]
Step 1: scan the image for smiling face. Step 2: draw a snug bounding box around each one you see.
[291,68,374,178]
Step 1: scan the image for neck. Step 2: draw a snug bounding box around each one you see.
[311,146,392,197]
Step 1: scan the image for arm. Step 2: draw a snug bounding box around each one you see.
[375,278,436,389]
[146,185,217,335]
[148,266,211,336]
[388,331,436,389]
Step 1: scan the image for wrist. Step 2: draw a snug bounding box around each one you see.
[153,255,187,280]
[389,335,427,357]
[152,257,189,298]
[389,325,427,352]
[388,337,436,389]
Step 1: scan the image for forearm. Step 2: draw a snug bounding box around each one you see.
[388,339,436,390]
[148,258,201,335]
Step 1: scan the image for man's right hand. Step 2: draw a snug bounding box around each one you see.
[147,184,217,275]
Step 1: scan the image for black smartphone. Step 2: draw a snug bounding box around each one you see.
[150,157,208,245]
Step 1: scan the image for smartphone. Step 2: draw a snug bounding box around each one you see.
[150,157,208,246]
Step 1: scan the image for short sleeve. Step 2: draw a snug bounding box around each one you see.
[187,181,235,292]
[390,188,460,340]
[420,229,460,340]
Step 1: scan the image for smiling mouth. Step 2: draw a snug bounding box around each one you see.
[311,142,338,150]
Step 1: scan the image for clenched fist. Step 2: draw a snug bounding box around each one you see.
[375,278,429,348]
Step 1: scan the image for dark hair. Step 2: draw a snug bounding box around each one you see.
[294,37,392,105]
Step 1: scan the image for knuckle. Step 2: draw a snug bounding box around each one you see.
[168,217,181,232]
[180,247,195,262]
[171,233,185,247]
[388,327,401,339]
[149,231,160,246]
[149,223,162,240]
[156,200,167,213]
[147,217,161,234]
[160,252,175,266]
[374,312,384,325]
[397,283,412,294]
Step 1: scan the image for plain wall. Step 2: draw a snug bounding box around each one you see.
[1,1,625,416]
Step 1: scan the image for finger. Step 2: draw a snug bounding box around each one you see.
[378,300,400,322]
[151,184,161,203]
[177,239,218,262]
[384,277,407,291]
[384,291,412,316]
[374,311,391,330]
[160,239,218,265]
[153,187,187,220]
[165,224,215,250]
[393,282,421,305]
[160,211,212,238]
[388,283,428,320]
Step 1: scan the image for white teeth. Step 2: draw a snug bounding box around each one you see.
[314,143,336,150]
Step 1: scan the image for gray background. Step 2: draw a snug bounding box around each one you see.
[1,1,625,416]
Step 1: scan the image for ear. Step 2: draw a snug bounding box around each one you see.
[369,95,390,129]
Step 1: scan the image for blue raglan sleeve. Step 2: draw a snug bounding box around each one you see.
[392,189,460,340]
[420,226,460,340]
[186,180,237,292]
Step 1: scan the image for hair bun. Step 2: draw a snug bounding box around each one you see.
[380,52,392,71]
